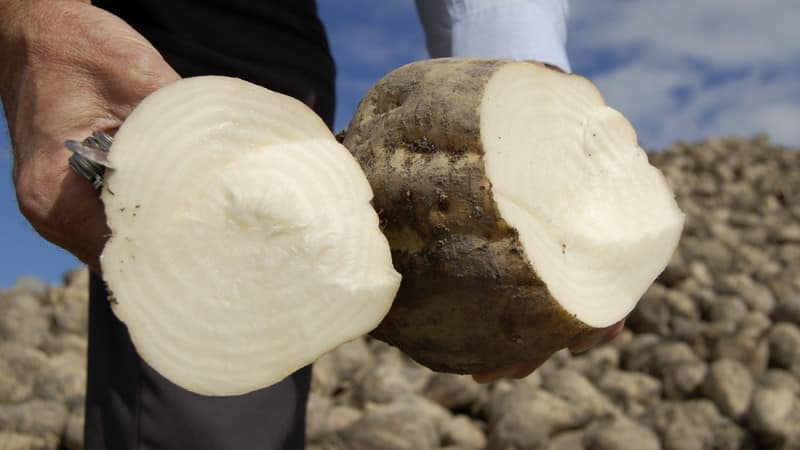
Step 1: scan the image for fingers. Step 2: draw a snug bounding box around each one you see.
[51,169,109,272]
[596,319,626,346]
[569,319,626,355]
[471,353,550,384]
[510,358,545,379]
[470,363,537,384]
[524,60,565,73]
[472,367,516,384]
[472,320,628,384]
[15,147,109,273]
[5,1,181,274]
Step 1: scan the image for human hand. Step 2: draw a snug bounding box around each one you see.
[0,0,179,273]
[471,319,627,384]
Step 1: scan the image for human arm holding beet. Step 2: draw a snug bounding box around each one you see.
[0,1,674,447]
[0,0,179,273]
[2,3,330,448]
[1,0,635,408]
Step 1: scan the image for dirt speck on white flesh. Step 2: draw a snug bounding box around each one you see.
[101,76,401,395]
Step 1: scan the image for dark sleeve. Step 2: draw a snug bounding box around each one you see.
[94,0,336,126]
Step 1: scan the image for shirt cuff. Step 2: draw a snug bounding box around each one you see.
[419,0,572,73]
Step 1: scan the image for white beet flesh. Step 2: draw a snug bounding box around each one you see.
[482,64,685,328]
[101,77,401,395]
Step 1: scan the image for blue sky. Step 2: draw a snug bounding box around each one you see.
[1,0,799,286]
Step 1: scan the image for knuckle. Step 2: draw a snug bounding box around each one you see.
[16,161,104,262]
[17,178,54,240]
[127,51,170,90]
[137,47,179,87]
[102,41,175,99]
[14,164,54,233]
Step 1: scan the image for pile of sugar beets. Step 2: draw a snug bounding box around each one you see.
[0,58,797,449]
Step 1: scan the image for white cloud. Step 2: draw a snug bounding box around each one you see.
[570,0,800,66]
[568,0,800,149]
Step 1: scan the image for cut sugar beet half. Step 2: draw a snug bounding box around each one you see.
[343,59,684,373]
[101,77,401,395]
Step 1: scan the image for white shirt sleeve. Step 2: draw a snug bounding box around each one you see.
[415,0,571,72]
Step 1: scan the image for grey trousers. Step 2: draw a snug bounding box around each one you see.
[84,272,312,450]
